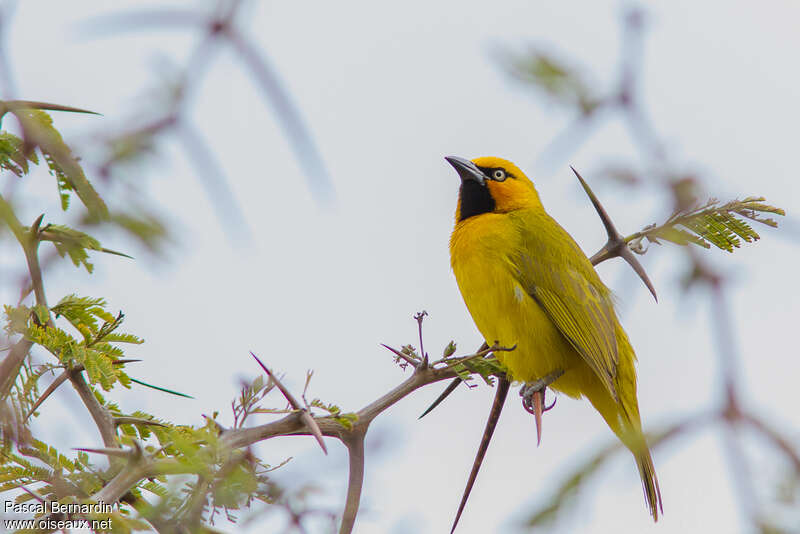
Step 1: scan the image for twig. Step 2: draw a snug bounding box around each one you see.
[418,377,462,419]
[69,370,118,449]
[19,484,46,503]
[222,25,334,202]
[419,341,490,418]
[379,343,418,368]
[0,338,31,400]
[250,352,327,455]
[22,368,69,421]
[451,377,510,534]
[339,431,366,534]
[113,416,168,428]
[720,422,760,526]
[742,412,800,473]
[0,100,100,117]
[222,345,496,450]
[23,359,139,422]
[573,166,658,301]
[175,120,251,239]
[415,311,428,367]
[0,1,19,100]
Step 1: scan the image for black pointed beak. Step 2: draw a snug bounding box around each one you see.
[446,156,486,185]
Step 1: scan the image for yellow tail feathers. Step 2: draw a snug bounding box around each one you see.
[635,447,662,521]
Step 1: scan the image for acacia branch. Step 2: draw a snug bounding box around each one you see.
[220,352,489,451]
[0,208,121,450]
[339,431,366,534]
[574,167,657,300]
[742,412,800,473]
[55,350,499,528]
[69,371,118,448]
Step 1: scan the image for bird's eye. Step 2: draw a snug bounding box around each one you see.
[492,169,507,181]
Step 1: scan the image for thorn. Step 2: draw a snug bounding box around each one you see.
[2,100,102,116]
[571,166,658,302]
[451,376,510,533]
[114,416,168,428]
[129,378,194,398]
[31,214,45,234]
[301,411,328,455]
[74,446,135,458]
[415,311,429,367]
[619,247,658,302]
[202,414,226,433]
[250,352,327,455]
[419,378,462,419]
[380,343,418,368]
[24,370,69,422]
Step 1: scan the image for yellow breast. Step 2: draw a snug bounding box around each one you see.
[450,213,584,395]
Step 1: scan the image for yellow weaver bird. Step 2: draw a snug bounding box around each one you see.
[445,155,661,530]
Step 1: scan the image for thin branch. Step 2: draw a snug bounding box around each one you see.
[23,367,69,421]
[24,359,140,421]
[451,377,510,534]
[175,120,251,239]
[19,484,46,503]
[221,346,501,450]
[379,343,418,367]
[418,377,461,419]
[222,25,334,203]
[250,352,327,455]
[0,1,19,100]
[572,166,658,301]
[68,370,118,448]
[742,412,800,473]
[0,100,100,118]
[22,216,49,312]
[415,311,428,367]
[113,416,168,428]
[0,338,31,400]
[339,431,366,534]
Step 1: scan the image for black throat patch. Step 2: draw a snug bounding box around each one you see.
[458,179,495,221]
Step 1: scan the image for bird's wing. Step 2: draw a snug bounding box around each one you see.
[515,218,620,400]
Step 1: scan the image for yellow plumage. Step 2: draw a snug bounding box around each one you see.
[448,156,661,519]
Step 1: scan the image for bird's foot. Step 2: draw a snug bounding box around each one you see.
[519,369,564,446]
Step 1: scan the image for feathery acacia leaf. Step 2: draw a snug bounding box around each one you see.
[40,224,131,273]
[10,109,108,219]
[627,197,785,254]
[0,132,38,177]
[506,52,601,115]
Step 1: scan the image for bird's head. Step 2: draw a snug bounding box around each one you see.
[446,156,542,221]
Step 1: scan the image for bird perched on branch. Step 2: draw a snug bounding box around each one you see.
[445,155,661,531]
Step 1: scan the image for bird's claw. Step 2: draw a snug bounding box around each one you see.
[519,369,564,446]
[521,389,556,414]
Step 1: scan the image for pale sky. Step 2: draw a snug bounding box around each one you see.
[3,1,800,533]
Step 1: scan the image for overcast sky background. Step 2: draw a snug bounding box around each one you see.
[3,1,800,533]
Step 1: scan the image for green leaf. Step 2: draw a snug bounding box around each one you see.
[40,224,131,273]
[506,51,600,115]
[0,132,38,177]
[4,304,31,335]
[11,109,108,218]
[51,295,113,333]
[629,197,784,254]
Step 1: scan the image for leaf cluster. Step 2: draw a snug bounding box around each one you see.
[6,295,141,392]
[4,109,108,218]
[628,197,786,254]
[506,51,600,115]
